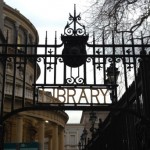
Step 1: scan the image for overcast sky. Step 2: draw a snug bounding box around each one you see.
[4,0,92,123]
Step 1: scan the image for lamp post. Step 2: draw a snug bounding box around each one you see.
[89,111,97,137]
[78,128,88,150]
[78,141,82,150]
[80,134,84,150]
[106,63,120,103]
[83,128,88,146]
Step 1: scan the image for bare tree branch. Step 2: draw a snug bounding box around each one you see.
[86,0,150,42]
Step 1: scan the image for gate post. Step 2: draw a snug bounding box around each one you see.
[140,51,150,118]
[139,50,150,149]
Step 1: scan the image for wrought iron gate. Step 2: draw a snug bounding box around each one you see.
[1,6,150,150]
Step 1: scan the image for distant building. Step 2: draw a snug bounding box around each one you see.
[64,111,109,150]
[64,124,84,150]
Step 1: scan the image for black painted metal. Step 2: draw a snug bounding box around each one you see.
[0,5,150,150]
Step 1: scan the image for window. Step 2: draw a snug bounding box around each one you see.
[4,26,12,44]
[69,134,76,145]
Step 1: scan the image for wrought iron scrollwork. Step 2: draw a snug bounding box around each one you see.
[107,57,121,64]
[58,57,63,63]
[63,5,86,36]
[37,57,42,63]
[86,57,92,63]
[66,76,84,85]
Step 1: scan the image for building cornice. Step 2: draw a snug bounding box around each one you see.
[3,2,39,42]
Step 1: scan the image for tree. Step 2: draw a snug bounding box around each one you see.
[83,0,150,99]
[86,0,150,42]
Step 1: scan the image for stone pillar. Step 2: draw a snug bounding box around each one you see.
[48,135,52,150]
[52,124,58,150]
[11,119,16,143]
[16,116,23,143]
[15,22,20,44]
[59,127,64,150]
[38,120,45,150]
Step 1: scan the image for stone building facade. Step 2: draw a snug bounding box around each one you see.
[64,124,84,150]
[1,1,68,150]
